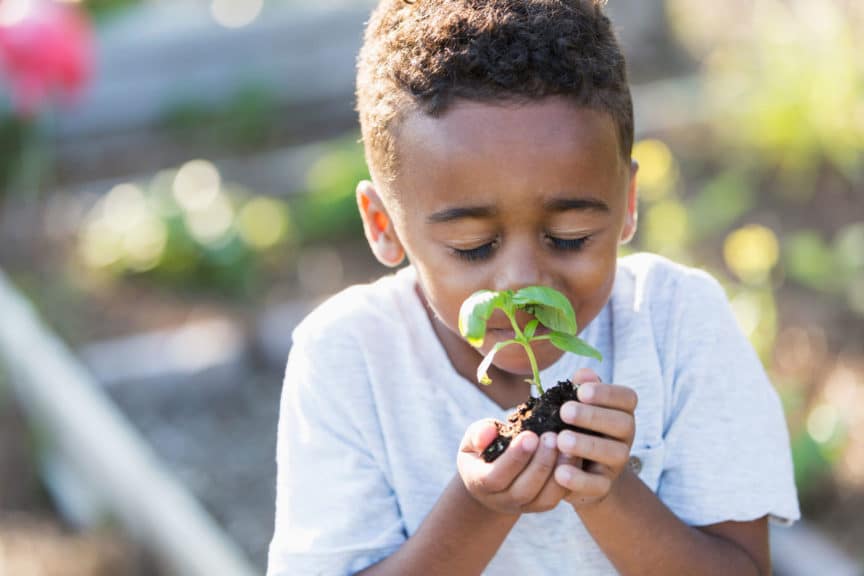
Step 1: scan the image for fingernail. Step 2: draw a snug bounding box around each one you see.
[557,467,572,483]
[522,434,538,452]
[579,383,595,401]
[542,433,557,448]
[561,402,577,421]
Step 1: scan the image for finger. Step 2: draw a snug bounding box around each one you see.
[577,382,638,413]
[477,431,539,493]
[507,432,559,506]
[460,419,500,454]
[526,472,570,511]
[571,368,601,385]
[554,464,611,499]
[557,430,630,470]
[560,401,634,441]
[583,459,612,476]
[526,451,580,510]
[457,420,508,493]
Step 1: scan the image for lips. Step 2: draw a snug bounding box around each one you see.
[487,325,551,339]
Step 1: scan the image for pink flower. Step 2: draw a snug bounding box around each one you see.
[0,0,94,117]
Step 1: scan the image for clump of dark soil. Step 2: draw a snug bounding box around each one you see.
[483,380,584,462]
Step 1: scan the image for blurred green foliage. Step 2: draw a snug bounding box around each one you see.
[658,1,864,500]
[634,1,864,497]
[668,0,864,189]
[162,86,282,151]
[294,137,368,244]
[0,116,29,194]
[78,166,285,297]
[0,115,51,200]
[81,0,143,23]
[75,135,366,298]
[632,132,862,496]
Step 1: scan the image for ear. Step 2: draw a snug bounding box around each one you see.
[619,160,639,244]
[356,180,405,267]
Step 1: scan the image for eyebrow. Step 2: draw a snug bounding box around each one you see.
[427,206,497,223]
[426,196,609,224]
[544,197,610,213]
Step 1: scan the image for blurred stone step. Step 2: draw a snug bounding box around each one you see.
[78,316,248,391]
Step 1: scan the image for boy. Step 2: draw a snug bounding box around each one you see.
[267,1,799,574]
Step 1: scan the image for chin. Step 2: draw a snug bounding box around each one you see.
[489,343,564,377]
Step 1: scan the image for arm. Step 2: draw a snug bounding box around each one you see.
[554,379,770,576]
[357,476,519,576]
[578,468,769,575]
[360,420,573,575]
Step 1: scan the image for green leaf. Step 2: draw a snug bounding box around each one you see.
[477,341,511,385]
[523,319,540,339]
[512,286,577,334]
[458,290,512,347]
[549,331,603,361]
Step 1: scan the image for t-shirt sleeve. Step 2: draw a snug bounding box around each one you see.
[657,270,800,527]
[267,322,407,575]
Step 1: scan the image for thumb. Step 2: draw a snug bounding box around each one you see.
[460,419,500,454]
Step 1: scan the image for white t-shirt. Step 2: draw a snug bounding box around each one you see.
[267,253,800,576]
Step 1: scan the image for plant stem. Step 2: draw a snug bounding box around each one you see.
[507,314,544,396]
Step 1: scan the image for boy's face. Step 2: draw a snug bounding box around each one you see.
[360,98,637,382]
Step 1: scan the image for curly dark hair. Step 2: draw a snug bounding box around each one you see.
[356,0,633,183]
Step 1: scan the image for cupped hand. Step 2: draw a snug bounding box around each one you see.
[553,369,638,509]
[457,419,577,515]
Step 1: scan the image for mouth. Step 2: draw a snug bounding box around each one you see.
[487,324,551,340]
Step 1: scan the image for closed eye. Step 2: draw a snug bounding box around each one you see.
[452,241,497,261]
[547,235,590,251]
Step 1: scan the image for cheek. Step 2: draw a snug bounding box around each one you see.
[567,248,618,327]
[414,260,477,329]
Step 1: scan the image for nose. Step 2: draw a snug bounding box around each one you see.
[492,238,546,293]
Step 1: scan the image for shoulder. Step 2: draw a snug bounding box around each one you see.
[614,252,727,317]
[616,251,722,294]
[292,266,416,350]
[609,253,732,376]
[280,267,418,431]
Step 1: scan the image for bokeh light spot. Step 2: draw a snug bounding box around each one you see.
[643,200,689,255]
[210,0,263,29]
[79,218,122,270]
[237,197,291,250]
[173,160,221,213]
[185,193,235,246]
[730,291,762,338]
[723,224,780,284]
[632,139,677,202]
[121,215,167,272]
[104,183,148,233]
[808,404,839,444]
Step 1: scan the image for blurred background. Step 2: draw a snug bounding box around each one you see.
[0,0,861,574]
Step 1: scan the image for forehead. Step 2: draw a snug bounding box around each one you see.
[390,98,625,208]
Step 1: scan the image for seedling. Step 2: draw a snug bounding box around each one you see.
[458,286,602,396]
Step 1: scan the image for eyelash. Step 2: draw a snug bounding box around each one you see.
[452,235,590,261]
[453,241,497,261]
[548,236,590,251]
